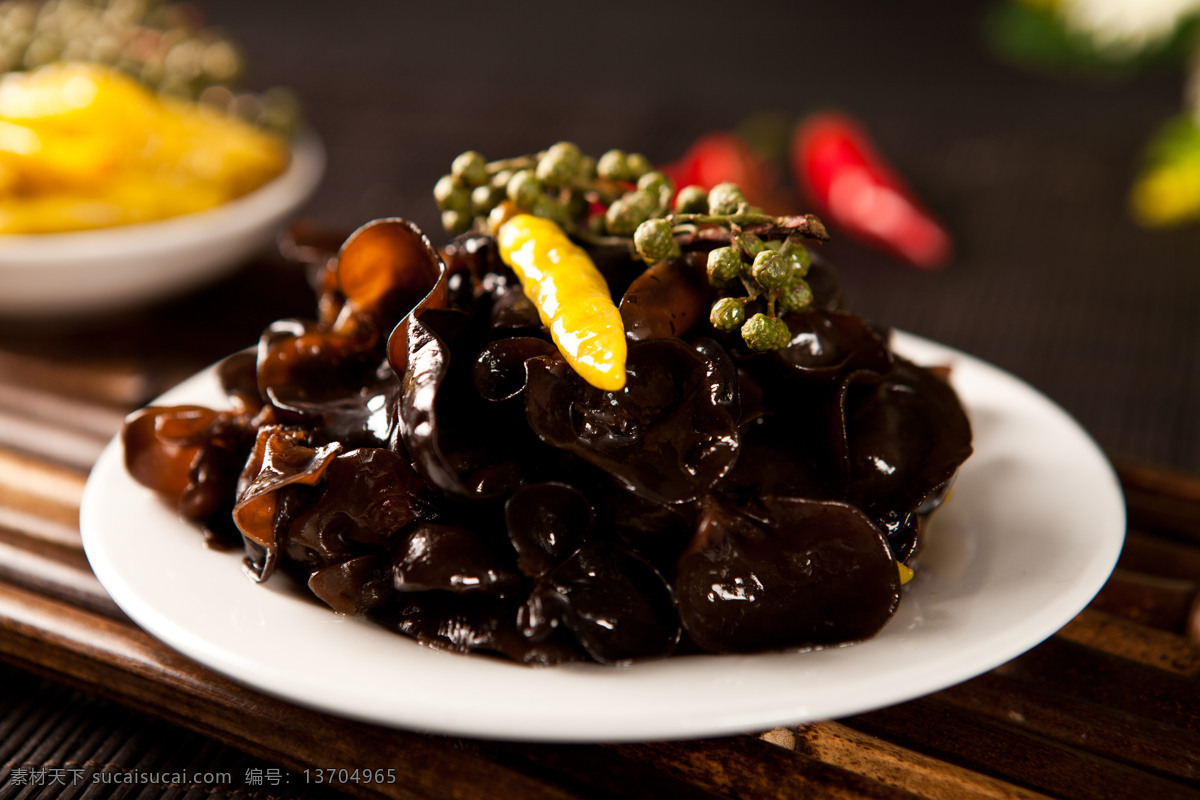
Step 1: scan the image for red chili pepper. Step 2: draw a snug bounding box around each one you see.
[791,112,952,270]
[659,131,774,210]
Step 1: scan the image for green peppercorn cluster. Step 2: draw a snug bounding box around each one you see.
[705,234,813,351]
[436,142,823,353]
[629,179,816,352]
[0,0,300,135]
[434,141,672,238]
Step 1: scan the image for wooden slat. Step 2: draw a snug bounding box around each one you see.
[993,636,1199,735]
[1117,459,1200,543]
[608,736,925,800]
[1090,568,1199,636]
[0,448,87,529]
[0,349,158,409]
[842,697,1200,800]
[785,721,1054,800]
[0,582,584,800]
[1057,608,1200,676]
[935,670,1200,784]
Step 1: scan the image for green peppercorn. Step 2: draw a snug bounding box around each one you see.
[597,149,630,181]
[634,218,681,264]
[632,187,663,218]
[506,169,543,210]
[710,297,746,332]
[434,174,471,214]
[778,280,814,313]
[706,246,743,287]
[433,174,456,203]
[530,194,569,227]
[626,152,652,179]
[637,170,674,198]
[673,185,708,214]
[751,250,790,290]
[785,242,812,277]
[737,233,766,260]
[605,197,643,235]
[441,209,469,235]
[741,313,791,351]
[490,168,514,189]
[536,141,583,187]
[605,189,657,235]
[451,150,488,187]
[471,183,503,216]
[708,182,746,215]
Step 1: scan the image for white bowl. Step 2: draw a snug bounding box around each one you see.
[0,130,325,318]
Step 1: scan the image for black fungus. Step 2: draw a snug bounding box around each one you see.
[121,215,972,666]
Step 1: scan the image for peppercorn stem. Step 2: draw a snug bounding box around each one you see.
[777,236,797,260]
[739,274,762,301]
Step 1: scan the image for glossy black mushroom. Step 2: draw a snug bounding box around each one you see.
[232,425,342,580]
[396,308,547,499]
[370,591,585,665]
[392,522,524,595]
[767,309,893,384]
[503,482,592,577]
[619,253,711,341]
[676,495,900,653]
[308,554,392,615]
[842,357,973,558]
[282,447,429,568]
[121,403,253,545]
[523,338,739,506]
[521,541,680,665]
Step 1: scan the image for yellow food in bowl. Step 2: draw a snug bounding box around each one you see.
[0,62,288,234]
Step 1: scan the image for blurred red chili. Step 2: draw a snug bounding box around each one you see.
[659,131,775,211]
[791,112,952,270]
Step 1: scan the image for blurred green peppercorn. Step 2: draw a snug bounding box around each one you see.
[637,170,674,199]
[597,149,630,181]
[605,189,657,235]
[778,280,814,313]
[471,183,503,216]
[441,209,469,235]
[434,175,471,214]
[625,152,652,179]
[506,169,543,210]
[536,141,584,187]
[451,150,488,187]
[707,182,745,215]
[673,185,708,214]
[530,194,569,226]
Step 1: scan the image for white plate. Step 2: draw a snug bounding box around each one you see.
[80,332,1125,742]
[0,131,324,318]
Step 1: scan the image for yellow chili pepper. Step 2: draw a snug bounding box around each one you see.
[496,213,628,391]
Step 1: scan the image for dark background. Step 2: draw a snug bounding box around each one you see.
[189,0,1200,476]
